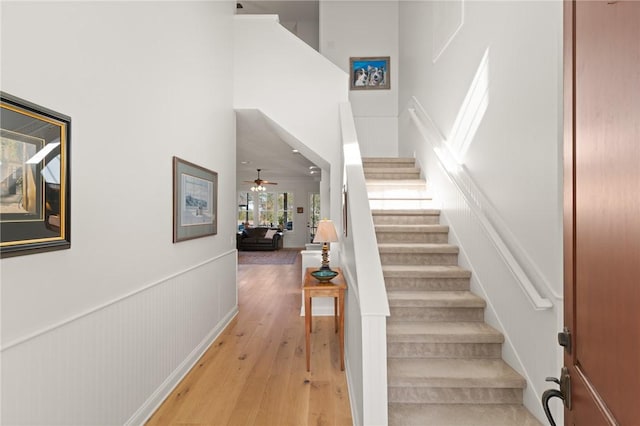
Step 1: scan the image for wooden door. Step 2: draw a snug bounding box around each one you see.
[563,1,640,424]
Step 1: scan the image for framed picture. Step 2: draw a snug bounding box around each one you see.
[297,207,304,214]
[349,56,390,90]
[1,92,71,258]
[173,156,218,242]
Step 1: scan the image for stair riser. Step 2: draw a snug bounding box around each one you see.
[385,277,470,291]
[376,232,448,244]
[388,387,523,404]
[373,215,440,225]
[380,253,458,266]
[388,307,484,322]
[365,172,421,179]
[387,342,502,359]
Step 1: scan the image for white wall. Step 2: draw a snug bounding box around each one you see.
[398,1,563,421]
[320,1,399,158]
[399,1,563,298]
[0,1,237,424]
[234,15,348,231]
[281,19,320,51]
[236,179,320,248]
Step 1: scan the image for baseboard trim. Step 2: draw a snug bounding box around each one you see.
[125,306,239,425]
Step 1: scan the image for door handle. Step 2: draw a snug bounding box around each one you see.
[542,386,564,426]
[541,368,571,426]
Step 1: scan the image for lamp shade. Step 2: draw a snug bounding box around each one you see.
[313,219,338,243]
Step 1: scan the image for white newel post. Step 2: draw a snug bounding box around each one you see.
[362,315,389,426]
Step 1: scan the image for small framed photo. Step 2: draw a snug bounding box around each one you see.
[349,56,390,90]
[1,92,71,258]
[297,207,304,214]
[173,156,217,242]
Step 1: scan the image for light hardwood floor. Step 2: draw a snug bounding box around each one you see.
[147,252,353,426]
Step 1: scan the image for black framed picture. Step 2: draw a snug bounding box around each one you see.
[1,92,71,258]
[349,56,390,90]
[173,156,218,242]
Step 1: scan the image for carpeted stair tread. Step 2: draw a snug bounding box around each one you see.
[376,224,449,232]
[366,179,426,186]
[387,321,503,343]
[388,291,486,308]
[387,358,526,388]
[363,157,415,164]
[382,265,471,278]
[364,166,420,173]
[378,243,459,253]
[372,208,440,215]
[388,403,542,426]
[368,194,433,201]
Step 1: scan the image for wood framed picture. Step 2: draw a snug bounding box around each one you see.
[1,92,71,258]
[173,156,218,242]
[297,207,304,214]
[349,56,390,90]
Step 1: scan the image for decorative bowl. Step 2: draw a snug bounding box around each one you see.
[311,269,338,282]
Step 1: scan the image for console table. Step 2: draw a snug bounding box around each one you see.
[303,267,346,372]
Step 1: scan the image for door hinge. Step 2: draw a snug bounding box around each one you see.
[558,327,572,354]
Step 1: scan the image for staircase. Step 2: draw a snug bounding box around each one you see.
[363,158,542,426]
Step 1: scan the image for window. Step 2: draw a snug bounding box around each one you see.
[237,192,254,229]
[277,192,294,230]
[309,193,320,242]
[257,192,275,226]
[238,191,294,230]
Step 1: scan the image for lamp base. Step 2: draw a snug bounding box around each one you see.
[320,242,331,270]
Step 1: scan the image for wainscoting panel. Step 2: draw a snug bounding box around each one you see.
[1,251,238,425]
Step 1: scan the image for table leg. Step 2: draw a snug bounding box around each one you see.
[334,297,338,333]
[309,297,313,332]
[338,290,345,371]
[305,293,311,372]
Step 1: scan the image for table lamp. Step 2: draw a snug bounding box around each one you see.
[311,219,339,281]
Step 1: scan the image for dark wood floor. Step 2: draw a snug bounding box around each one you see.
[147,252,353,425]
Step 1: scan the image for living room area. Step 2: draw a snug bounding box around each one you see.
[236,109,324,253]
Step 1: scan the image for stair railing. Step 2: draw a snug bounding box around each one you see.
[406,96,554,310]
[339,102,390,426]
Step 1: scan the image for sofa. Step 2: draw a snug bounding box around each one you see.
[236,227,284,251]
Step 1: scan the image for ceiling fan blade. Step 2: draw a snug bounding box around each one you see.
[260,180,278,185]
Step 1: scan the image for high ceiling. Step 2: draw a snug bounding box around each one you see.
[235,1,321,186]
[236,1,319,23]
[236,110,320,185]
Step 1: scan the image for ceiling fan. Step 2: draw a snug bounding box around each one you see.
[244,169,278,192]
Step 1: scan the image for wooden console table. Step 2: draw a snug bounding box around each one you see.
[303,267,346,372]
